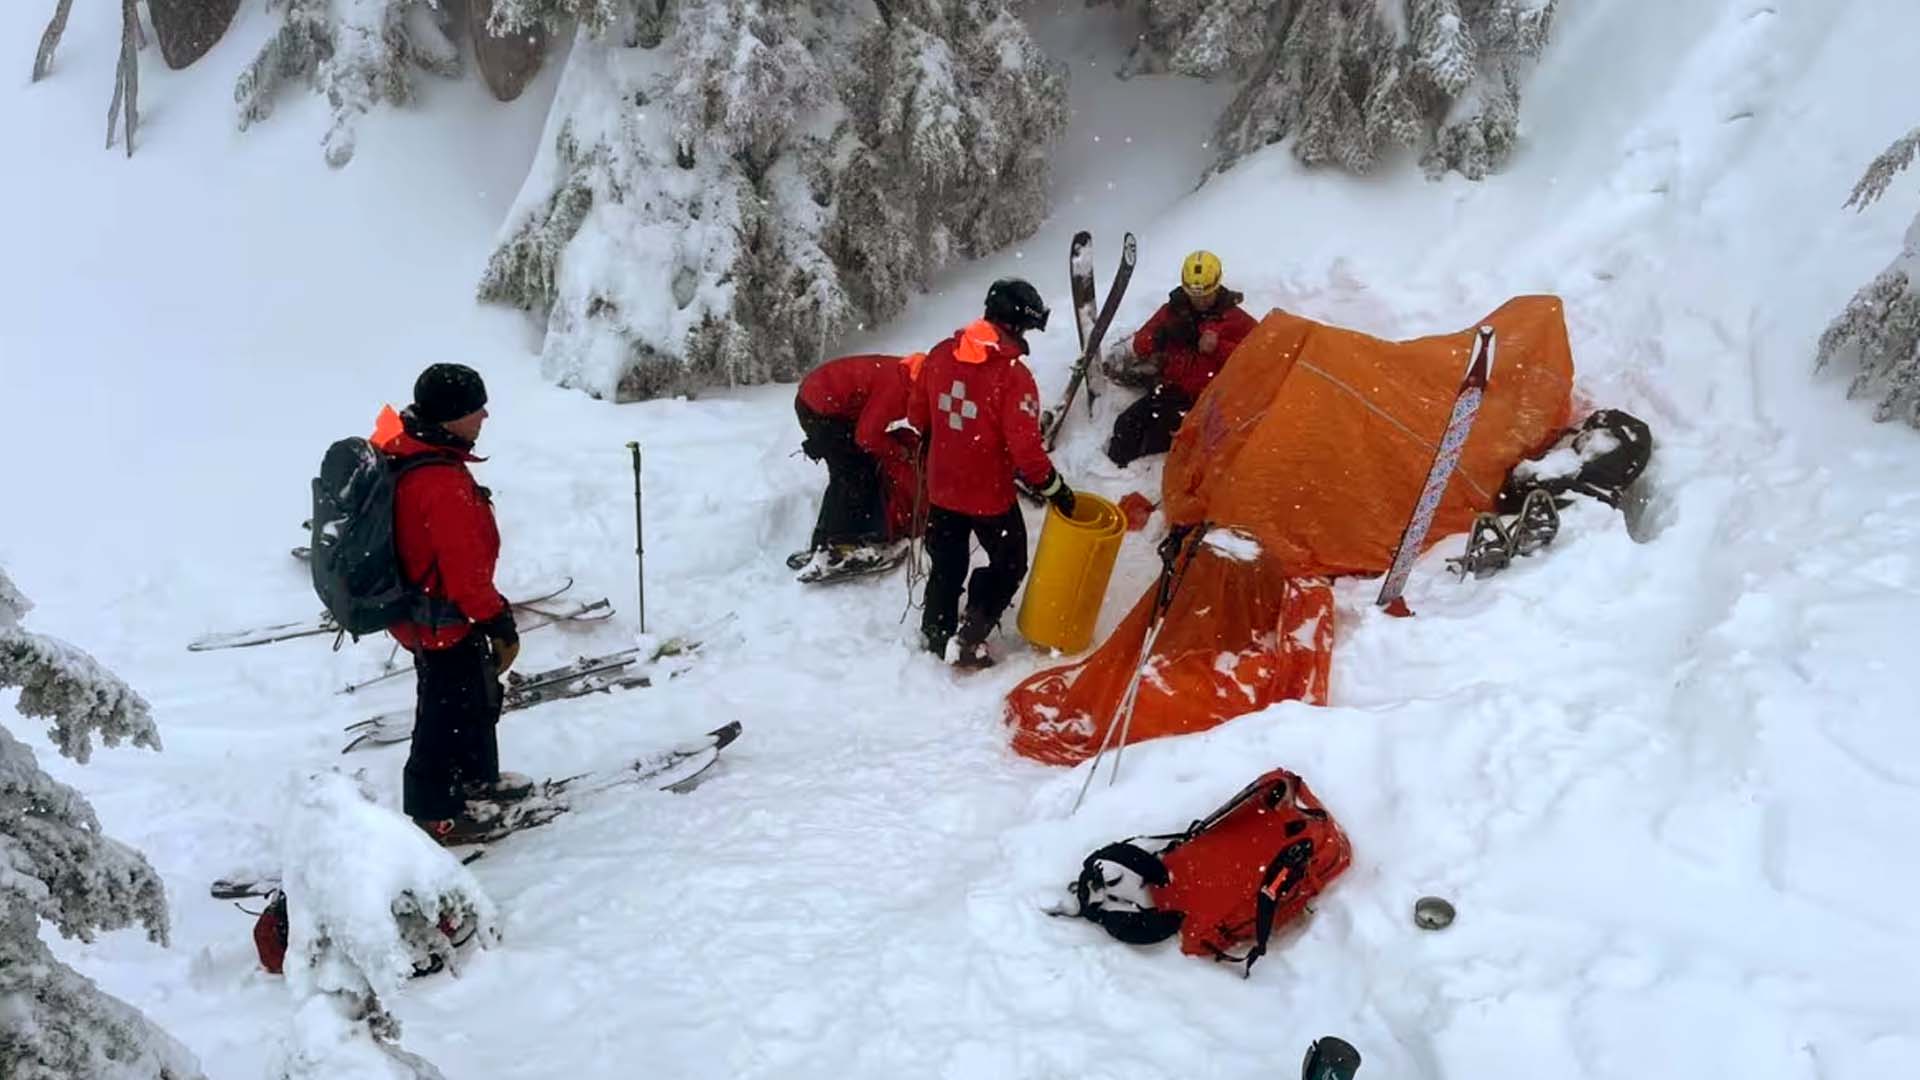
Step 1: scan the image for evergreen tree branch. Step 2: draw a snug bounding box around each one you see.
[1847,127,1920,211]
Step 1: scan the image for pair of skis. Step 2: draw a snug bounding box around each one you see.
[186,577,604,652]
[211,721,744,901]
[338,623,716,754]
[1041,230,1137,451]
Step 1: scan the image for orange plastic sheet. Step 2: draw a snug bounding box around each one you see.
[1006,297,1573,765]
[1007,539,1333,766]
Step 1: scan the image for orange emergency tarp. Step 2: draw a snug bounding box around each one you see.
[1007,296,1575,765]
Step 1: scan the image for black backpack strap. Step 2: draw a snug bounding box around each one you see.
[386,454,475,633]
[1068,840,1185,946]
[1216,838,1315,977]
[1084,841,1170,886]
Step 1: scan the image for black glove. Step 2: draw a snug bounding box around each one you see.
[1038,470,1076,516]
[475,609,519,673]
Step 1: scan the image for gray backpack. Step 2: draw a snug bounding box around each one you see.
[309,438,458,638]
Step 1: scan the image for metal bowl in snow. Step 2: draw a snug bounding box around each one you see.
[1414,896,1456,930]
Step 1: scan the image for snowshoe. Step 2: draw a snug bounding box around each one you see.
[797,541,909,584]
[1509,486,1561,556]
[1448,513,1514,579]
[1301,1036,1362,1080]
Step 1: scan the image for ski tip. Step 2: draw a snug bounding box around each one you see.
[707,720,744,750]
[1071,229,1091,245]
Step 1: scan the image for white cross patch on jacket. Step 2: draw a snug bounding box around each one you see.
[937,379,980,431]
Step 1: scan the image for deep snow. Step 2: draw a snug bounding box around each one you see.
[5,1,1920,1077]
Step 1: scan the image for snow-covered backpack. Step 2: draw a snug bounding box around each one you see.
[1066,768,1352,975]
[1497,408,1653,513]
[309,436,459,638]
[251,888,476,978]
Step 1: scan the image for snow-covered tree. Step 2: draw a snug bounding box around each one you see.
[1816,128,1920,426]
[236,0,463,167]
[0,566,202,1080]
[1111,0,1556,179]
[273,771,498,1080]
[479,0,1067,400]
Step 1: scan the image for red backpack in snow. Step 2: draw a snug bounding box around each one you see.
[1067,768,1352,974]
[249,889,475,978]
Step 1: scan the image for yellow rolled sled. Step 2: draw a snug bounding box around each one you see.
[1017,492,1125,654]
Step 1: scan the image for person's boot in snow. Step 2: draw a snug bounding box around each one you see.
[414,814,494,848]
[462,770,535,804]
[953,610,997,670]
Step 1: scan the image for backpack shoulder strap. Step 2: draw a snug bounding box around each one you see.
[1215,837,1316,977]
[1068,841,1184,946]
[388,452,463,478]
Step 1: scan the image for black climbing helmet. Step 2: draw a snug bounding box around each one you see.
[984,278,1049,334]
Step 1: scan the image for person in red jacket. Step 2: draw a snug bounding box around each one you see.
[791,352,924,575]
[1106,250,1258,466]
[907,279,1076,668]
[372,363,525,846]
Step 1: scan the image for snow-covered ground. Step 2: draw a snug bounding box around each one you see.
[5,0,1920,1076]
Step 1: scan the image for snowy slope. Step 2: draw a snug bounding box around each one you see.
[5,1,1920,1077]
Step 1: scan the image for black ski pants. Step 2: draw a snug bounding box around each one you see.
[1106,384,1194,467]
[402,631,503,821]
[797,400,886,549]
[921,504,1028,653]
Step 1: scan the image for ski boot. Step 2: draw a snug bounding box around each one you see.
[1301,1036,1362,1080]
[462,770,536,805]
[952,611,997,670]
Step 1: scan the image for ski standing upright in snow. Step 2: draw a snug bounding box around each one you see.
[1376,326,1496,615]
[1043,231,1136,450]
[1070,229,1098,367]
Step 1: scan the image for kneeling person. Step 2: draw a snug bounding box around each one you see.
[792,353,924,578]
[1106,250,1257,466]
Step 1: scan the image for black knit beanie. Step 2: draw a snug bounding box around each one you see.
[412,363,488,425]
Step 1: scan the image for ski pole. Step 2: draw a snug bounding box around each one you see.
[626,441,646,634]
[1071,527,1199,813]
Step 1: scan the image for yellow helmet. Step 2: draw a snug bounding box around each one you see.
[1181,250,1222,296]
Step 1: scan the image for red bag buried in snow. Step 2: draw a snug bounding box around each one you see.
[1065,768,1351,975]
[250,889,475,977]
[254,891,289,974]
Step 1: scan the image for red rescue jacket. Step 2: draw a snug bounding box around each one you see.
[1132,288,1258,400]
[797,354,920,464]
[907,320,1055,517]
[370,406,507,651]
